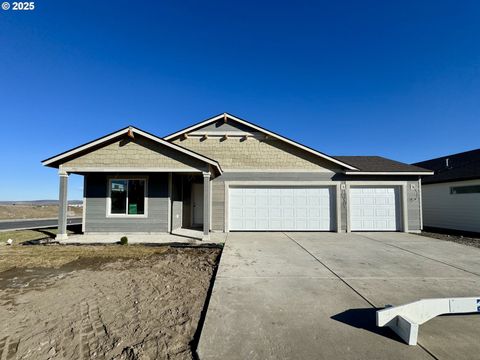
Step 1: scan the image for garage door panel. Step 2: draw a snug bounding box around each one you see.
[294,197,307,206]
[375,208,388,216]
[256,208,268,218]
[375,197,387,205]
[309,208,321,217]
[296,208,307,218]
[363,197,375,205]
[350,186,400,231]
[255,219,266,228]
[375,220,388,229]
[229,187,333,231]
[256,196,268,206]
[283,208,294,218]
[245,209,256,219]
[270,196,281,206]
[269,207,281,218]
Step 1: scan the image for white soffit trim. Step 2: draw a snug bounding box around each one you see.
[62,167,202,173]
[222,168,335,173]
[345,171,434,175]
[163,113,359,171]
[42,127,223,174]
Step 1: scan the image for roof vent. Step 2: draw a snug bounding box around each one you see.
[445,158,449,168]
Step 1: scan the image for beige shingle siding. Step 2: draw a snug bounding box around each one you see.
[63,136,207,170]
[211,181,225,231]
[172,137,338,170]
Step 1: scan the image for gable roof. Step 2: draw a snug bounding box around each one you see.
[335,156,434,175]
[413,148,480,184]
[42,126,223,174]
[163,112,360,171]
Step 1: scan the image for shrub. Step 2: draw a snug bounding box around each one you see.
[120,236,128,245]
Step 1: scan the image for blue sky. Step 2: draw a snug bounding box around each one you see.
[1,1,479,200]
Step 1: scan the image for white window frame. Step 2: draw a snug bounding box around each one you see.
[107,177,148,218]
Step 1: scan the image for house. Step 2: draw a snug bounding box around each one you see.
[42,113,433,240]
[413,149,480,233]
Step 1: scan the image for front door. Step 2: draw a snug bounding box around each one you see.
[192,183,204,226]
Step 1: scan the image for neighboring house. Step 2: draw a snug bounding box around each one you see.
[413,149,480,233]
[42,113,432,240]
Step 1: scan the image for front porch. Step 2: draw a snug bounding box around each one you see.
[42,126,223,240]
[54,170,216,241]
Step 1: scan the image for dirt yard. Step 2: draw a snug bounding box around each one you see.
[421,230,480,249]
[0,244,221,360]
[0,205,82,220]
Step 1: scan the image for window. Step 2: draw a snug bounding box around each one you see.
[109,179,146,216]
[450,185,480,194]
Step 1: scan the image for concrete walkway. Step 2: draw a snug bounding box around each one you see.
[61,231,227,245]
[198,232,480,360]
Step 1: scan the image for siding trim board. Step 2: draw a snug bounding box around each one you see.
[419,178,423,230]
[168,173,172,232]
[82,176,86,233]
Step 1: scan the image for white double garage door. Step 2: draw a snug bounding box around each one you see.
[228,186,401,231]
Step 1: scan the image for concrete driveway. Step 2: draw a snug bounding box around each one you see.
[198,232,480,360]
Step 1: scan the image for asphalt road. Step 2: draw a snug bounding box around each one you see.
[0,218,82,231]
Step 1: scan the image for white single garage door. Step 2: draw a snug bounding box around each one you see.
[349,187,400,231]
[229,187,333,231]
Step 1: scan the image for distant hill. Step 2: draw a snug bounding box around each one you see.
[0,200,83,206]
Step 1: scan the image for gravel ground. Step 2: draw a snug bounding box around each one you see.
[0,246,221,360]
[421,231,480,249]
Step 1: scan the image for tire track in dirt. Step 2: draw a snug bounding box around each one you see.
[0,247,220,360]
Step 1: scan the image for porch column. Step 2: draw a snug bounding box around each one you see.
[55,168,69,241]
[203,172,211,240]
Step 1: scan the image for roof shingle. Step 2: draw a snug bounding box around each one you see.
[334,156,431,173]
[412,148,480,184]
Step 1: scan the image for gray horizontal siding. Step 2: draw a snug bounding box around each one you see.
[84,173,168,233]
